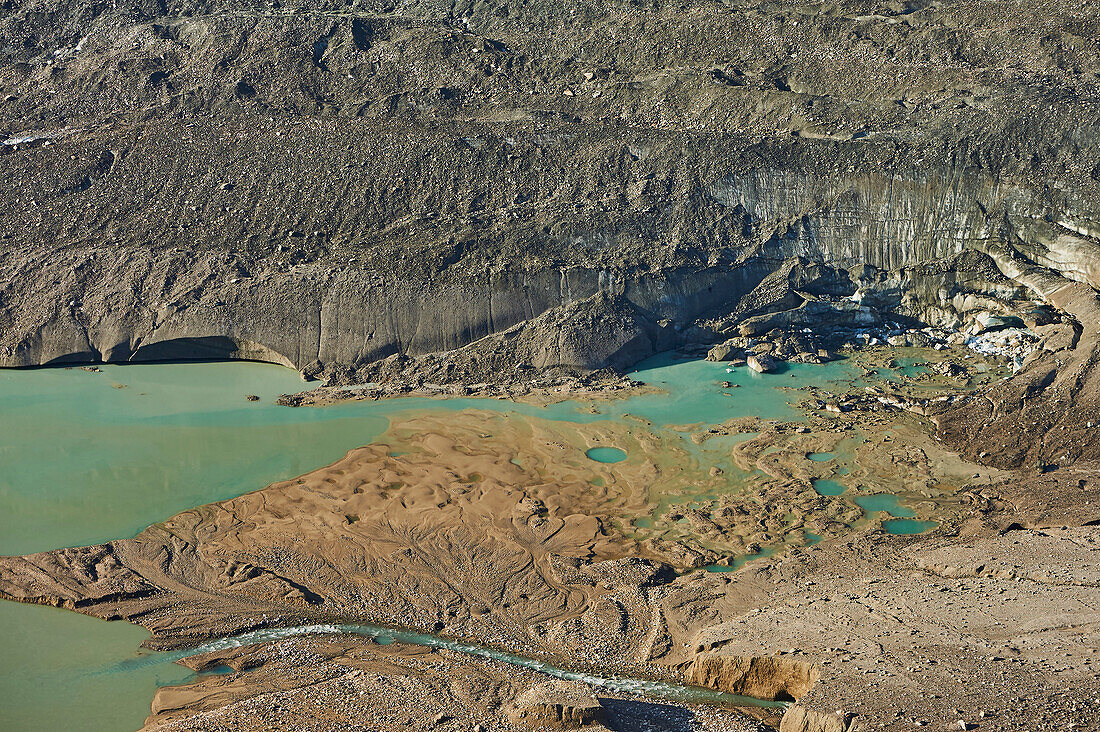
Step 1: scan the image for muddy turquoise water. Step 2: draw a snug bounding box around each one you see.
[585,446,628,463]
[812,479,847,496]
[0,354,859,730]
[853,493,917,518]
[0,600,192,731]
[0,362,386,555]
[876,357,930,381]
[896,360,929,378]
[0,355,857,556]
[883,518,938,535]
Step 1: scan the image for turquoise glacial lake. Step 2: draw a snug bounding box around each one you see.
[812,479,847,496]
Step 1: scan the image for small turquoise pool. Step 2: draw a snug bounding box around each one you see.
[586,446,627,463]
[807,452,835,462]
[883,518,937,535]
[853,494,916,518]
[891,358,930,379]
[812,479,846,496]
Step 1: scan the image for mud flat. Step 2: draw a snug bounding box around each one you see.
[0,353,859,730]
[1,350,1098,731]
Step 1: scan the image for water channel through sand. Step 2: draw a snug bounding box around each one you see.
[0,353,939,730]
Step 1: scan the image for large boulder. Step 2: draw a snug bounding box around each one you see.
[747,353,778,373]
[780,705,860,732]
[505,680,607,730]
[706,338,744,362]
[683,653,820,701]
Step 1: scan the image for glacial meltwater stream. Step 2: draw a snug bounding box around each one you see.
[110,623,790,710]
[0,353,934,730]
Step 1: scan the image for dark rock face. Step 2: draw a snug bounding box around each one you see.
[1,0,1099,457]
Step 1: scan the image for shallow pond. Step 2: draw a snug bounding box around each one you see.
[852,493,917,518]
[0,600,191,731]
[586,446,628,463]
[883,518,938,535]
[812,479,847,496]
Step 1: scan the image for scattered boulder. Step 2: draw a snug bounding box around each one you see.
[936,361,968,379]
[706,338,743,362]
[747,354,778,373]
[683,652,820,701]
[580,556,675,588]
[505,680,607,729]
[780,705,858,732]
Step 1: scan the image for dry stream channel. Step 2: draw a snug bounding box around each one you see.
[0,352,970,730]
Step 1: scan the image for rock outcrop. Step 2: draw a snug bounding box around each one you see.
[780,706,859,732]
[505,681,607,730]
[684,653,820,701]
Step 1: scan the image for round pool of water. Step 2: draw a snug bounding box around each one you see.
[807,452,835,462]
[586,446,627,463]
[812,479,846,496]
